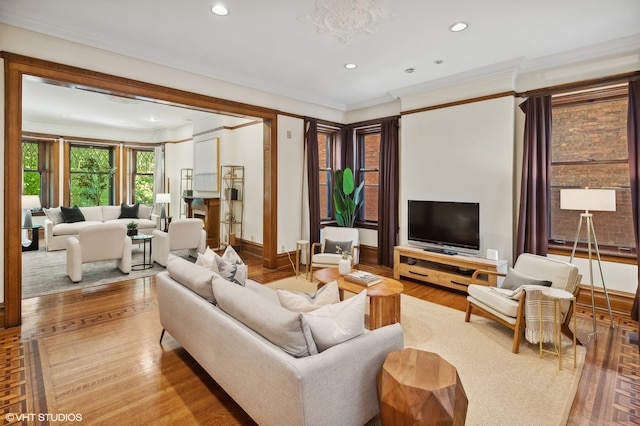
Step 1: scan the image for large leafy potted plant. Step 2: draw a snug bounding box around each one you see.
[333,167,364,228]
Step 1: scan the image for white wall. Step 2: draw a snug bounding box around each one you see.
[399,97,516,263]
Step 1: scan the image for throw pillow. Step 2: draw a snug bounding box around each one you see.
[277,280,340,313]
[212,244,247,285]
[302,290,367,352]
[215,255,248,285]
[500,268,552,290]
[167,255,219,303]
[323,239,352,256]
[119,203,139,219]
[195,246,218,272]
[212,277,318,357]
[60,206,85,223]
[137,204,152,220]
[43,206,64,225]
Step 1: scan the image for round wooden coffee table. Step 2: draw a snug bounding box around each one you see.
[313,267,404,330]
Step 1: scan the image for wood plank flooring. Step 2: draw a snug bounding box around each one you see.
[1,254,638,425]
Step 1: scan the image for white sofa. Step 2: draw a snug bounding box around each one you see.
[43,204,159,251]
[157,256,404,426]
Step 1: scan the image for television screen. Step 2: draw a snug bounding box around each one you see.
[408,200,480,251]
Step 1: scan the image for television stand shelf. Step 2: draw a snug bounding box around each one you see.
[393,245,507,292]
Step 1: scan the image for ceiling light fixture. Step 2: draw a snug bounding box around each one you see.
[434,59,443,64]
[211,4,229,16]
[345,63,357,69]
[449,22,468,32]
[405,68,415,74]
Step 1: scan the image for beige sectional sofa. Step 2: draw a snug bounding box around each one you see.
[156,255,404,426]
[43,204,159,251]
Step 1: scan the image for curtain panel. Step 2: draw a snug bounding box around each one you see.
[377,117,400,267]
[627,80,640,346]
[516,95,552,257]
[305,119,321,246]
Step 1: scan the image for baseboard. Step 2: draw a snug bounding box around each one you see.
[576,285,635,318]
[0,303,5,329]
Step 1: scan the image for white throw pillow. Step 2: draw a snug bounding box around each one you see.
[215,255,248,285]
[195,246,218,272]
[302,290,367,352]
[500,268,552,290]
[43,206,63,225]
[277,280,340,313]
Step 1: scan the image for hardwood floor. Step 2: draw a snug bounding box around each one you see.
[1,253,638,425]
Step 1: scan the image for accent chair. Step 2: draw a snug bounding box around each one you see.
[151,218,207,267]
[66,223,132,283]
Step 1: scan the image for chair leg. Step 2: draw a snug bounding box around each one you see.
[159,329,166,344]
[464,301,473,322]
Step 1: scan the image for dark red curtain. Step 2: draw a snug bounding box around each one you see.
[627,80,640,346]
[377,117,400,267]
[340,125,354,170]
[516,95,552,257]
[305,118,321,246]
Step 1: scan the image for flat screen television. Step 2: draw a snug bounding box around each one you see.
[408,200,480,252]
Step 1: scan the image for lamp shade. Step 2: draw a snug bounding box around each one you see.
[21,195,41,210]
[560,188,616,212]
[155,193,171,204]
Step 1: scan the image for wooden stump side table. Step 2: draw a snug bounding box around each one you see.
[377,348,468,426]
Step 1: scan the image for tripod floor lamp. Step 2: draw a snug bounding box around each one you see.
[560,188,615,340]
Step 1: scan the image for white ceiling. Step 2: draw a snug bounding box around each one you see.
[3,0,640,134]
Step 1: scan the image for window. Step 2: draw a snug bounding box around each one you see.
[131,149,155,204]
[355,127,380,224]
[549,86,634,255]
[22,139,53,208]
[69,145,115,206]
[318,128,338,221]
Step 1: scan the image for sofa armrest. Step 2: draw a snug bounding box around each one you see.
[66,236,82,282]
[151,229,171,266]
[44,219,54,248]
[150,213,161,229]
[471,269,507,285]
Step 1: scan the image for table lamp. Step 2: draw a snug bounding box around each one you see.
[155,193,171,231]
[22,195,41,229]
[560,188,615,339]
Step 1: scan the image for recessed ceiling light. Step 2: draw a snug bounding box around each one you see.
[211,4,229,16]
[434,59,443,65]
[405,68,415,74]
[344,63,357,69]
[449,22,468,32]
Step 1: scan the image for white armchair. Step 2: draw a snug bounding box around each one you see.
[66,223,132,283]
[309,226,360,279]
[465,253,581,353]
[152,218,207,267]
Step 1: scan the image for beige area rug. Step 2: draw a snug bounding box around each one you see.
[266,276,586,426]
[22,247,192,299]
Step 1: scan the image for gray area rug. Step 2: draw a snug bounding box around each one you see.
[22,247,192,299]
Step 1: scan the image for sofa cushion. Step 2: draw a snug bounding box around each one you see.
[167,255,218,302]
[79,206,104,222]
[43,206,64,225]
[119,203,139,219]
[213,277,318,357]
[277,280,340,312]
[302,290,367,352]
[60,206,85,223]
[138,204,152,220]
[52,221,103,236]
[501,268,552,290]
[468,284,520,319]
[102,206,121,221]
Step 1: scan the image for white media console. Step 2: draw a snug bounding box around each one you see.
[393,245,508,291]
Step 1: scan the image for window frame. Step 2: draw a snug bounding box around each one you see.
[21,137,54,210]
[66,143,116,207]
[130,148,155,205]
[354,125,381,228]
[318,126,339,223]
[548,85,634,262]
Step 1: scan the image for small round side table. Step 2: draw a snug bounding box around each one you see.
[295,240,309,278]
[539,287,577,369]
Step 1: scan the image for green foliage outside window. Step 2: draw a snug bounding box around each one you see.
[70,147,115,206]
[134,150,155,205]
[22,142,41,196]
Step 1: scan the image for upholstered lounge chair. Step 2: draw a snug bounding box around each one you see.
[309,226,360,279]
[151,218,206,267]
[66,223,132,283]
[465,253,581,353]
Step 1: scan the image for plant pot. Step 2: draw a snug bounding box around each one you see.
[339,258,351,275]
[127,229,138,236]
